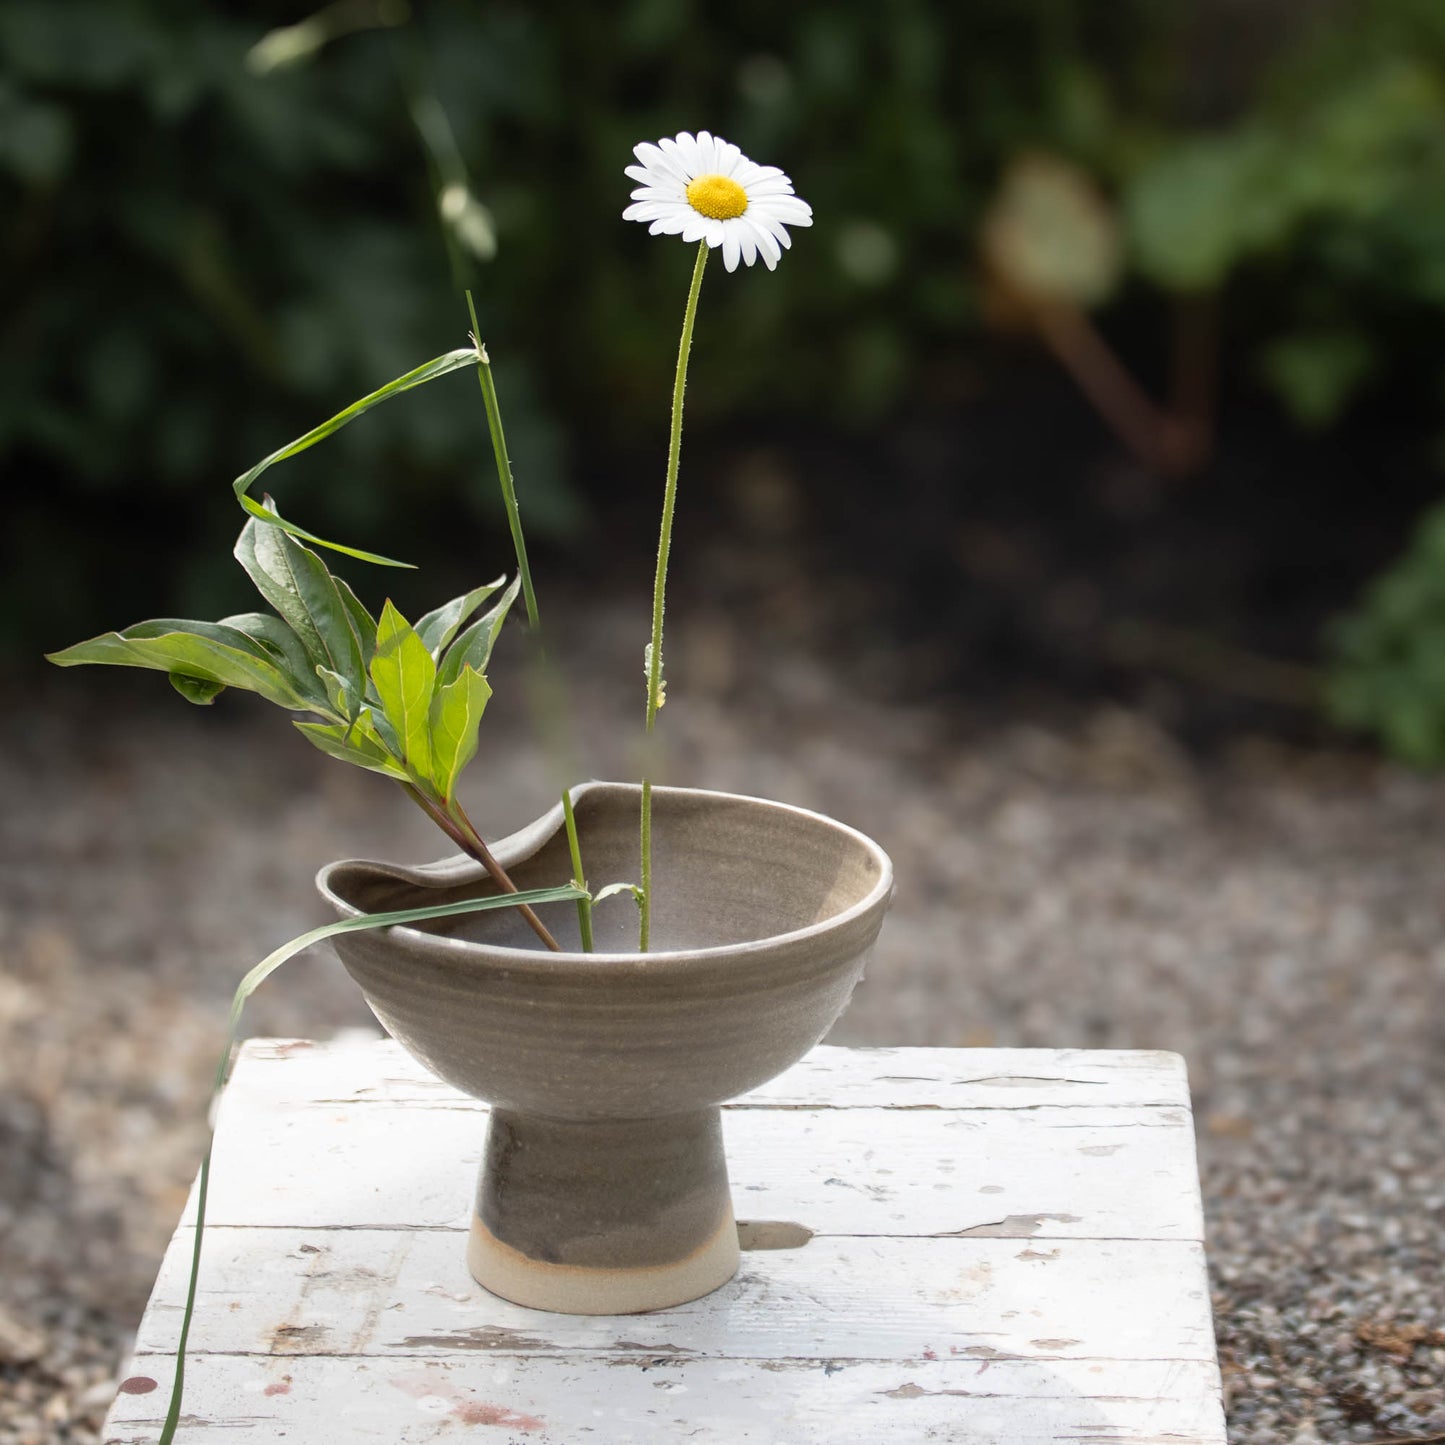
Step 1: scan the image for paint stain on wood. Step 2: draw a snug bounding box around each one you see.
[118,1376,157,1395]
[269,1323,329,1354]
[389,1371,544,1431]
[947,1212,1081,1238]
[263,1376,292,1397]
[736,1220,814,1251]
[392,1325,556,1352]
[1032,1338,1083,1350]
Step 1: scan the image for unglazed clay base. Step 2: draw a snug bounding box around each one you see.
[466,1209,741,1315]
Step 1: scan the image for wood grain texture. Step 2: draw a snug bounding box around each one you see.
[106,1038,1225,1444]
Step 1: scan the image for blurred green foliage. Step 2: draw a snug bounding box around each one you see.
[1328,502,1445,768]
[7,0,1445,750]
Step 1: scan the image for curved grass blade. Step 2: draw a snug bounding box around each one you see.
[156,881,586,1445]
[231,347,481,567]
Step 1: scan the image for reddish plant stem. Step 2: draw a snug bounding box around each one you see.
[403,785,562,952]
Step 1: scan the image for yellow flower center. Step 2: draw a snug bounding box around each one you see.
[685,173,748,220]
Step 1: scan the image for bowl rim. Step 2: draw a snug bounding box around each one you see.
[316,780,894,972]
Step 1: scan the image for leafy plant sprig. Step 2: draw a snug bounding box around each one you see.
[48,510,563,950]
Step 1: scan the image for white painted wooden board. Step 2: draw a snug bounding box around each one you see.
[105,1039,1226,1444]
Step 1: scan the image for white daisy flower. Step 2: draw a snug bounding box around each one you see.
[623,130,813,273]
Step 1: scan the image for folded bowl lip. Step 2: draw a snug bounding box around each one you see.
[316,780,894,972]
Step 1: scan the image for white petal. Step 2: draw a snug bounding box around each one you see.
[625,164,669,186]
[715,139,744,176]
[744,178,796,198]
[629,184,686,201]
[671,132,701,175]
[680,214,711,243]
[732,219,758,268]
[747,218,782,268]
[633,142,688,185]
[624,200,682,222]
[753,212,793,248]
[649,212,691,236]
[697,130,719,173]
[756,195,812,225]
[722,227,742,272]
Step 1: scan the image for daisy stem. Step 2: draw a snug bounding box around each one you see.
[465,289,593,952]
[639,239,709,953]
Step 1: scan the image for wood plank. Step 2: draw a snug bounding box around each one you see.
[236,1037,1192,1111]
[132,1228,1216,1365]
[187,1101,1204,1242]
[107,1040,1224,1444]
[104,1354,1227,1444]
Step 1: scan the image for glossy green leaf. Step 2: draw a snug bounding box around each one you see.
[415,576,506,660]
[230,347,481,566]
[335,577,378,669]
[47,619,314,710]
[356,704,401,760]
[155,878,588,1445]
[220,611,321,702]
[315,666,359,722]
[370,601,436,778]
[294,719,410,782]
[437,574,520,690]
[428,664,492,803]
[234,519,368,699]
[170,673,226,706]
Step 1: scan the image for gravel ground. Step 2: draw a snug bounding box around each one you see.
[3,594,1444,1444]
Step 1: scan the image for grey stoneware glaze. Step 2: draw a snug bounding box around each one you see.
[317,781,893,1315]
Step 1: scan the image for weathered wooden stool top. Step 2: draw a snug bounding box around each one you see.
[104,1038,1225,1443]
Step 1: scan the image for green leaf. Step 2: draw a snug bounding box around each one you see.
[415,576,506,660]
[230,346,482,566]
[154,878,588,1445]
[427,664,492,803]
[234,519,368,700]
[219,611,319,699]
[170,674,226,706]
[370,601,436,778]
[315,666,359,721]
[437,575,520,689]
[335,577,377,669]
[293,719,410,782]
[47,619,315,710]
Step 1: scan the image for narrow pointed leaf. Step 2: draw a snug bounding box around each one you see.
[415,576,506,660]
[48,620,314,711]
[220,612,321,702]
[428,664,493,803]
[294,720,410,781]
[437,575,521,689]
[154,879,587,1445]
[236,493,413,568]
[357,704,401,759]
[315,666,359,722]
[171,674,226,705]
[234,520,367,699]
[230,346,481,566]
[335,577,378,669]
[370,601,436,778]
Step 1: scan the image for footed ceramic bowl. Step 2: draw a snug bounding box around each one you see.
[317,781,892,1315]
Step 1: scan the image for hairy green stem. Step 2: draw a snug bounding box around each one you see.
[639,240,709,952]
[561,788,594,952]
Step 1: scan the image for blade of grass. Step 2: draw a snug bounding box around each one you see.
[156,882,585,1445]
[463,290,592,949]
[231,347,482,567]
